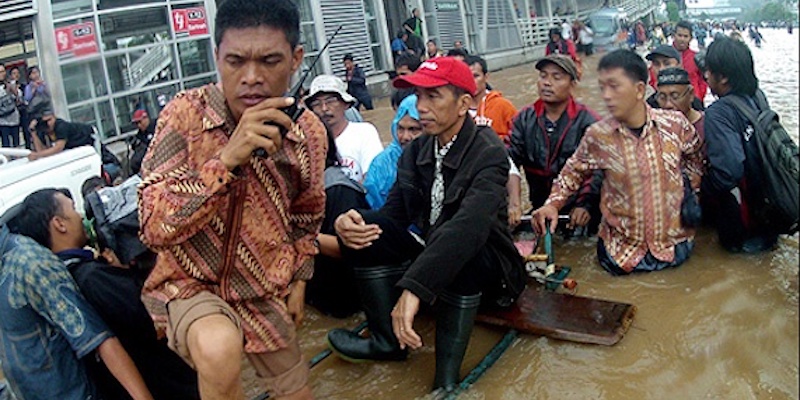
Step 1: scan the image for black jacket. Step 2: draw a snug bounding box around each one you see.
[58,249,199,400]
[405,34,425,57]
[371,117,526,305]
[509,98,601,209]
[130,118,157,175]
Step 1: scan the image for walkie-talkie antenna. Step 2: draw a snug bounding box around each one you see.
[289,25,343,97]
[254,25,343,157]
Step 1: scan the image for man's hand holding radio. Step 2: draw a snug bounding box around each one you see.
[220,97,294,169]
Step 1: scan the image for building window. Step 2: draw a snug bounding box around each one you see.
[52,2,215,141]
[68,100,114,140]
[97,0,162,11]
[105,44,178,92]
[111,84,180,135]
[61,59,107,104]
[51,0,93,20]
[0,18,37,71]
[98,6,171,51]
[363,0,386,71]
[177,39,214,77]
[296,0,324,84]
[184,74,217,90]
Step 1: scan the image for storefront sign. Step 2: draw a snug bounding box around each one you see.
[55,22,99,59]
[171,7,209,37]
[436,1,459,11]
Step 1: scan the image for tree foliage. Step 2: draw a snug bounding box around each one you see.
[666,2,680,22]
[742,1,796,22]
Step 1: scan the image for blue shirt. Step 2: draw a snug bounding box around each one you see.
[391,38,408,53]
[0,225,112,400]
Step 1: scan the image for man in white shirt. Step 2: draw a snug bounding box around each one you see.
[305,75,383,182]
[561,19,572,41]
[578,20,594,55]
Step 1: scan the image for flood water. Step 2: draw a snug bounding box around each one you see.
[244,29,799,399]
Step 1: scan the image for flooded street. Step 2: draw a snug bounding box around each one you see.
[245,28,799,399]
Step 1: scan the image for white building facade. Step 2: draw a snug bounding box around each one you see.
[0,0,657,143]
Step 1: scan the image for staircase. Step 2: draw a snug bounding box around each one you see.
[122,45,172,89]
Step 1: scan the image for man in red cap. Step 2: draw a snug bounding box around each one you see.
[129,109,156,175]
[327,56,525,394]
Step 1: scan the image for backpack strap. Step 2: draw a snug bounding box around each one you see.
[724,94,761,130]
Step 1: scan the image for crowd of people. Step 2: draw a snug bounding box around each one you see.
[0,1,795,399]
[0,65,52,150]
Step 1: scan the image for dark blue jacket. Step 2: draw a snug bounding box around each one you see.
[702,91,774,248]
[346,65,370,100]
[703,93,766,197]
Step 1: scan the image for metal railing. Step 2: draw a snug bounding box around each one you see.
[122,45,172,90]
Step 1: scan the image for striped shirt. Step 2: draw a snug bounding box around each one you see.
[138,84,327,353]
[545,106,703,272]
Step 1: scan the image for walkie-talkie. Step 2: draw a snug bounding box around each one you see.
[254,25,343,157]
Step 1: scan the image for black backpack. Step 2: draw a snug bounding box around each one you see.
[727,90,799,234]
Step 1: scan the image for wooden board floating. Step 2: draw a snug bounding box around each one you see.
[476,285,636,346]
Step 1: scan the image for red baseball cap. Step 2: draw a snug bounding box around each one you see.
[393,56,477,96]
[131,109,148,123]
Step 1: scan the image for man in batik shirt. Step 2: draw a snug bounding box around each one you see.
[137,1,326,399]
[532,50,703,275]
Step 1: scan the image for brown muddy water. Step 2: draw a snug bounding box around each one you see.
[242,29,799,399]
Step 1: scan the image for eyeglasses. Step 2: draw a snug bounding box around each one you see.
[308,96,341,110]
[655,87,692,104]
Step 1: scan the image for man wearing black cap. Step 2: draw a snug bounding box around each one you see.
[655,67,705,157]
[646,45,705,112]
[328,56,525,394]
[509,54,602,236]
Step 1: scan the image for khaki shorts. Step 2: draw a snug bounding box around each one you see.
[166,291,309,396]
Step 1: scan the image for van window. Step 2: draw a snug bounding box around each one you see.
[592,17,616,36]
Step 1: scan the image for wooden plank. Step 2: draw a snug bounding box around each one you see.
[476,285,636,346]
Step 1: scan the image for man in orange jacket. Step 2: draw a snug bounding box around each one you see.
[465,55,523,228]
[465,55,518,143]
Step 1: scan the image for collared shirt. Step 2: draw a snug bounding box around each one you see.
[545,106,703,272]
[430,134,458,225]
[0,226,112,399]
[138,83,327,353]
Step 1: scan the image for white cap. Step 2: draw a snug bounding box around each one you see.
[304,75,356,106]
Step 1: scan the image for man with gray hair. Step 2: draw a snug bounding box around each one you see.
[305,74,383,182]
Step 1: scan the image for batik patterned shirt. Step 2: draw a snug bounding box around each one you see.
[138,84,327,353]
[545,107,703,272]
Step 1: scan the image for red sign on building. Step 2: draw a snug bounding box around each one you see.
[172,7,209,37]
[55,22,99,59]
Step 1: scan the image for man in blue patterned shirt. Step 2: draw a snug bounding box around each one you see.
[0,217,152,399]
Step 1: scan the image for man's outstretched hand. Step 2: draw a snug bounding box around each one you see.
[333,209,382,249]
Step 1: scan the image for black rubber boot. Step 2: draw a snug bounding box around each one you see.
[327,265,408,362]
[432,291,482,393]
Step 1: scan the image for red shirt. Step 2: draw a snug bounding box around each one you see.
[677,47,709,101]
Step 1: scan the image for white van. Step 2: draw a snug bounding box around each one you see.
[0,146,103,217]
[589,8,628,52]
